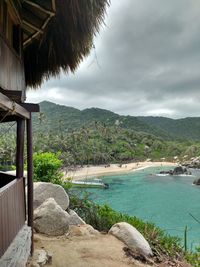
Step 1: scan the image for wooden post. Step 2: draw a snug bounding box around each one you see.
[26,114,34,255]
[16,119,25,178]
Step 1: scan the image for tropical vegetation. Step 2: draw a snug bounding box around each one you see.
[1,101,200,170]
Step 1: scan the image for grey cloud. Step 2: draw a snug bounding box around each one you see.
[27,0,200,118]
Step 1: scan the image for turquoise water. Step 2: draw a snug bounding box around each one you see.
[87,167,200,251]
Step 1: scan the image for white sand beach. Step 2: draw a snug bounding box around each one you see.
[64,161,176,180]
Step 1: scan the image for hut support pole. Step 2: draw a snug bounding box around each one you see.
[27,114,34,255]
[16,119,25,178]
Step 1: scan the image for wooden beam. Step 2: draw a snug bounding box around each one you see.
[22,6,44,29]
[26,114,34,255]
[23,0,55,16]
[16,119,25,179]
[52,0,56,12]
[0,115,19,123]
[8,0,22,24]
[23,20,44,34]
[20,103,40,113]
[3,1,7,35]
[0,88,22,103]
[23,13,54,47]
[0,92,30,119]
[0,105,39,122]
[22,0,56,47]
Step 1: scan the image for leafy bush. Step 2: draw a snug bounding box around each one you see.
[0,165,16,171]
[186,246,200,267]
[33,152,63,184]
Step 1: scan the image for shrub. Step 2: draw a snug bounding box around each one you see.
[33,152,63,184]
[186,246,200,267]
[0,165,16,171]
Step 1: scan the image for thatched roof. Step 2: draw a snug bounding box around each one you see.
[22,0,109,88]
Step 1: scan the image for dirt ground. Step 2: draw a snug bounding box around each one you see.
[30,231,150,267]
[28,225,191,267]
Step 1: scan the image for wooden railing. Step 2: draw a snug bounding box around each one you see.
[0,176,25,257]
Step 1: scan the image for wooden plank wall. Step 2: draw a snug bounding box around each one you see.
[0,178,25,257]
[0,34,25,92]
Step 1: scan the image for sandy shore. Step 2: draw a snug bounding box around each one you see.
[64,161,176,180]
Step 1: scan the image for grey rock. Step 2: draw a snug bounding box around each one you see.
[34,182,69,210]
[159,166,191,176]
[34,198,70,236]
[193,178,200,185]
[68,210,86,225]
[109,222,153,257]
[30,249,52,267]
[28,249,52,267]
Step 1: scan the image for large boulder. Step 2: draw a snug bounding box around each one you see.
[193,178,200,186]
[109,222,153,257]
[173,166,186,175]
[33,182,69,210]
[34,198,70,236]
[68,210,86,225]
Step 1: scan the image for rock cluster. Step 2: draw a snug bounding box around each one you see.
[182,156,200,168]
[159,166,191,175]
[33,181,152,260]
[33,182,85,236]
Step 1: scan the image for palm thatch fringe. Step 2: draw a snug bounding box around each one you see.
[24,0,109,88]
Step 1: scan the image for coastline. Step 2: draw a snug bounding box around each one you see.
[64,161,176,180]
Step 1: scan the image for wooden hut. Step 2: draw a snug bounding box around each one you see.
[0,1,108,266]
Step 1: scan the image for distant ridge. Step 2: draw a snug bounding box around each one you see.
[33,101,200,140]
[138,116,200,140]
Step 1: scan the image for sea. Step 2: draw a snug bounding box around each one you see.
[86,166,200,251]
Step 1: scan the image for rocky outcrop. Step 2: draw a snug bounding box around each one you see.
[159,166,191,176]
[34,198,70,236]
[109,222,153,257]
[182,156,200,169]
[174,166,192,175]
[193,178,200,185]
[33,182,69,210]
[68,210,86,225]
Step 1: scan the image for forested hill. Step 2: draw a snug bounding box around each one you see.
[33,101,168,138]
[34,101,200,140]
[138,116,200,140]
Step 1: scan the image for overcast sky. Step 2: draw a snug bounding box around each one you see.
[27,0,200,119]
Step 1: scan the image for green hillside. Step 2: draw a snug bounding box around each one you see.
[34,101,200,141]
[29,101,200,165]
[33,101,170,139]
[139,116,200,140]
[1,101,200,167]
